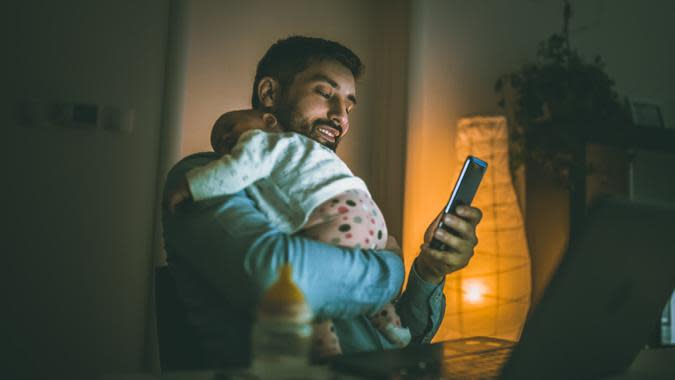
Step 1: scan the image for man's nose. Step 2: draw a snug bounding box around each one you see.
[329,98,349,132]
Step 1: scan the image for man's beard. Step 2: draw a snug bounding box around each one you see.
[274,102,342,152]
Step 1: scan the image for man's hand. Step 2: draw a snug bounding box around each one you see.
[167,177,193,213]
[385,236,403,261]
[415,206,482,284]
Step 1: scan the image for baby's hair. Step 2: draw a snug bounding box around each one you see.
[210,113,233,152]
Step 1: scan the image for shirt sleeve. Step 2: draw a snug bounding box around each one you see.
[186,130,280,201]
[395,259,446,343]
[163,153,406,320]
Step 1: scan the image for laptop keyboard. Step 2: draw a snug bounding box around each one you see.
[441,347,513,379]
[330,336,516,379]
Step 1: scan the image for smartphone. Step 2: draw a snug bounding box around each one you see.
[429,156,488,251]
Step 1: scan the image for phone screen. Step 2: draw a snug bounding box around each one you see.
[430,156,487,251]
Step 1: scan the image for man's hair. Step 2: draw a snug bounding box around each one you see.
[251,36,364,108]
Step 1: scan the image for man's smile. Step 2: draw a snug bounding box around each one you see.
[315,125,340,143]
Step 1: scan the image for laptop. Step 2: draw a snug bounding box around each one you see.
[331,197,675,379]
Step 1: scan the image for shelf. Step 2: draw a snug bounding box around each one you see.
[583,125,675,154]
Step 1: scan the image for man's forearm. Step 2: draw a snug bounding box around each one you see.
[395,260,446,343]
[243,230,406,319]
[165,202,405,319]
[414,259,444,285]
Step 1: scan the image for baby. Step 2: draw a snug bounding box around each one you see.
[167,109,411,359]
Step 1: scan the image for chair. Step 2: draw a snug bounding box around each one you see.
[155,265,204,371]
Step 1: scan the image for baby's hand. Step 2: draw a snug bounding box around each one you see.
[385,236,403,260]
[167,177,192,213]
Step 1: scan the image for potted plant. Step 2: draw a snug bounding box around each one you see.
[495,0,630,188]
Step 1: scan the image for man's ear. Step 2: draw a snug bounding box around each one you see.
[257,77,280,108]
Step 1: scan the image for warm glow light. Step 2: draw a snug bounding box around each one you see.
[464,281,486,304]
[404,116,532,342]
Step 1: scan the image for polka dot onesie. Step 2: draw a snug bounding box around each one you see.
[301,189,411,359]
[302,189,388,250]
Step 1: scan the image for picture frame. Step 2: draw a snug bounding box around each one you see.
[626,97,666,128]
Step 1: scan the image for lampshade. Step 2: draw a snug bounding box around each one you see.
[436,116,532,341]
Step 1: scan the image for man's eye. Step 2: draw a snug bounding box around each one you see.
[316,89,331,99]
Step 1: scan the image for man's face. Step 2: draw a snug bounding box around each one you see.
[273,59,357,151]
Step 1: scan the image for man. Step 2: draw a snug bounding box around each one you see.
[161,36,482,369]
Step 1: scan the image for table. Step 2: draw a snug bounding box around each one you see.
[100,346,675,380]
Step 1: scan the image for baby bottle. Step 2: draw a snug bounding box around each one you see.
[251,264,313,376]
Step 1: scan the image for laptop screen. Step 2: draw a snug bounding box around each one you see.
[500,197,675,380]
[655,290,675,346]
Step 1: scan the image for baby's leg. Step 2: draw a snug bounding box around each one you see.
[301,190,410,349]
[302,189,388,250]
[310,319,341,361]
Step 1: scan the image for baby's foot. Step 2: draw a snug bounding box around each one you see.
[369,303,411,347]
[381,323,412,347]
[311,320,342,361]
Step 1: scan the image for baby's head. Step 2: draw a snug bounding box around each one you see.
[210,109,281,155]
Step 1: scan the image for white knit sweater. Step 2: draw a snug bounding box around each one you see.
[186,129,369,233]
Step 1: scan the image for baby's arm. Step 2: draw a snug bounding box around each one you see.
[186,130,290,201]
[167,176,192,213]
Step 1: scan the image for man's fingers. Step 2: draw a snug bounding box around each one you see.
[457,205,482,224]
[434,227,467,251]
[168,192,185,214]
[424,212,444,242]
[417,206,482,278]
[442,214,478,244]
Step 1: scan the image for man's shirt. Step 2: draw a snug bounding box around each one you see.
[162,152,446,368]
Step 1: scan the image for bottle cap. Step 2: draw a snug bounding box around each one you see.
[259,264,311,320]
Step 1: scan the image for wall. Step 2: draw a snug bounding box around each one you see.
[3,1,169,378]
[571,0,675,212]
[403,0,675,303]
[179,0,410,238]
[1,1,410,374]
[403,0,563,299]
